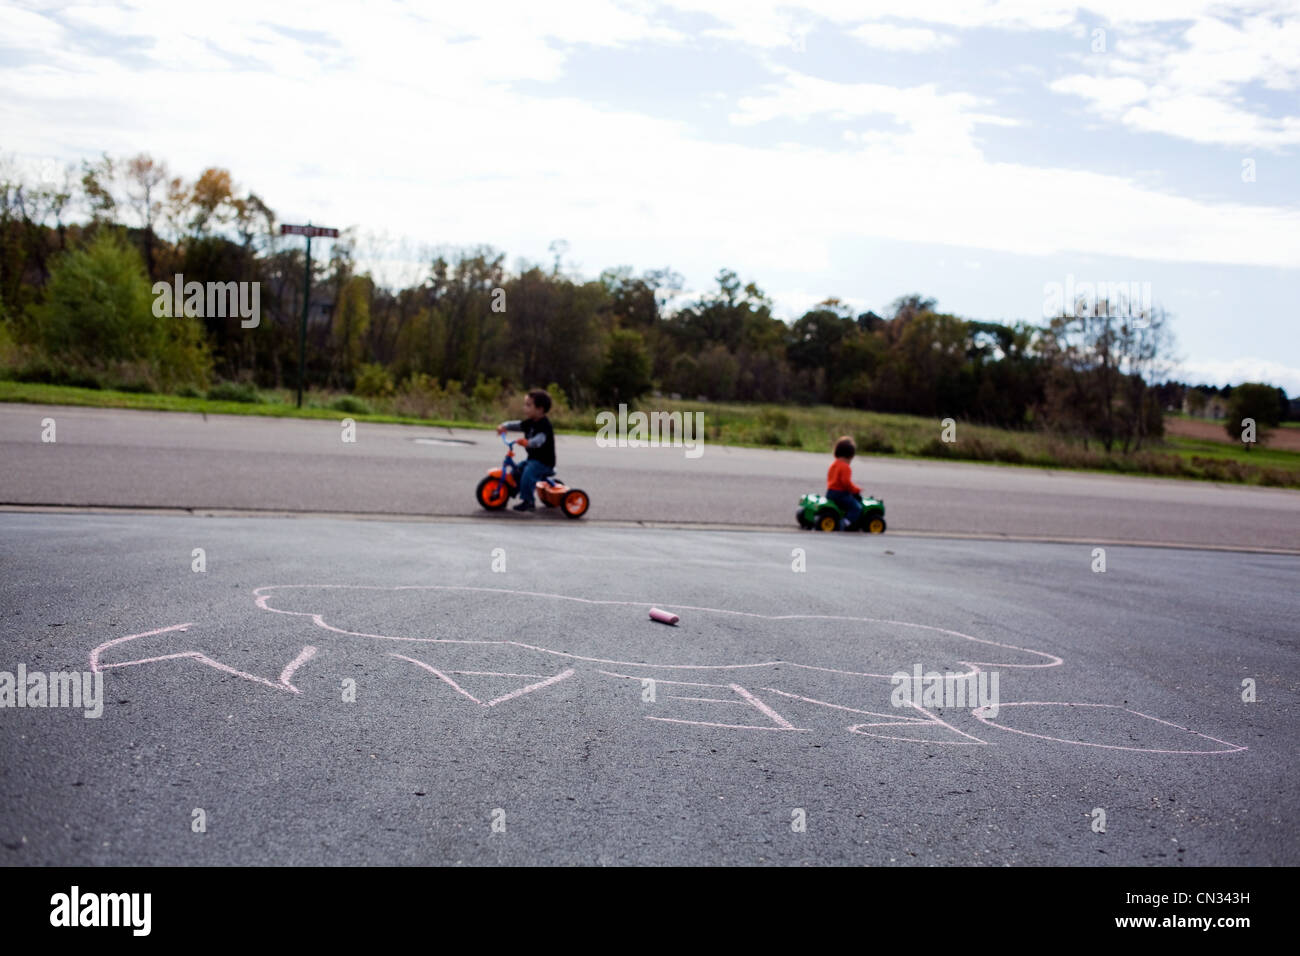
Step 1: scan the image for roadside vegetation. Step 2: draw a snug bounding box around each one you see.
[4,380,1297,489]
[2,150,1294,488]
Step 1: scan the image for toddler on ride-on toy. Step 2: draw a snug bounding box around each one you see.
[826,435,862,530]
[496,389,556,512]
[793,437,886,533]
[476,388,589,518]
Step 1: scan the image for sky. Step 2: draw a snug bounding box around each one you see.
[1,0,1298,390]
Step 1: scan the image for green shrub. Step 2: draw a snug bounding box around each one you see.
[6,356,103,389]
[1191,456,1250,483]
[545,382,571,415]
[1258,468,1298,488]
[331,395,371,415]
[207,381,262,403]
[1132,452,1186,476]
[855,430,896,455]
[918,437,954,458]
[354,362,395,398]
[469,376,501,406]
[29,231,211,390]
[102,359,160,394]
[391,374,464,420]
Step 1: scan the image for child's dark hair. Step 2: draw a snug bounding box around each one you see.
[834,435,856,459]
[527,388,552,413]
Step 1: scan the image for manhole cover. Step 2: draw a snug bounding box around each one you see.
[413,437,475,446]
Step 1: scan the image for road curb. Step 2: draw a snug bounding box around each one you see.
[3,503,1298,555]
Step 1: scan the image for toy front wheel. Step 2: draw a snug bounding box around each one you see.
[475,476,510,511]
[796,512,813,529]
[862,513,886,534]
[561,489,589,519]
[814,509,840,532]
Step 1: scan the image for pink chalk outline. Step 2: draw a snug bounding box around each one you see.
[390,653,575,708]
[250,583,1063,676]
[971,702,1248,755]
[762,687,989,745]
[84,585,1248,755]
[596,671,810,732]
[247,583,1062,741]
[90,623,317,695]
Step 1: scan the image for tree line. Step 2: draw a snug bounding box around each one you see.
[1,152,1290,450]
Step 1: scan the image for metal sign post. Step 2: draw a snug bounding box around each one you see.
[281,224,340,408]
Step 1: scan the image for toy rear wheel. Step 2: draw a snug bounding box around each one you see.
[863,513,886,534]
[475,476,510,510]
[561,489,589,519]
[814,509,840,532]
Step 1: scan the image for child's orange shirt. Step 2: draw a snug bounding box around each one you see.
[827,458,860,494]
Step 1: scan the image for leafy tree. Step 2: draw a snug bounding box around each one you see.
[189,168,235,236]
[788,302,854,373]
[596,328,652,405]
[428,247,505,385]
[331,275,373,386]
[80,154,118,223]
[1037,301,1172,451]
[29,231,210,388]
[1225,382,1282,449]
[890,294,937,322]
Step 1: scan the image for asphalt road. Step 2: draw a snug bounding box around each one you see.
[2,403,1299,551]
[1,513,1295,866]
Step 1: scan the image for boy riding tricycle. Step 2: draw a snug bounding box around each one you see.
[474,388,590,519]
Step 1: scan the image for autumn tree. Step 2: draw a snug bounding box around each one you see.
[331,274,373,386]
[124,153,168,272]
[189,168,235,236]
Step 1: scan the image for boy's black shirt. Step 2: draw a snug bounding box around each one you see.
[522,416,555,467]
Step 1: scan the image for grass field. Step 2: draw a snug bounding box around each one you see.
[3,380,1298,489]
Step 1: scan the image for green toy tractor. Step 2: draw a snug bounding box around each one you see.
[796,492,886,533]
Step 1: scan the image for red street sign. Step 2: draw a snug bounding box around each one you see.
[281,224,339,238]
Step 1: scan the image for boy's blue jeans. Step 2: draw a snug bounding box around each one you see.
[517,459,555,504]
[825,489,862,527]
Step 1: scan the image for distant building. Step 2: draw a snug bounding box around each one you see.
[1182,394,1227,419]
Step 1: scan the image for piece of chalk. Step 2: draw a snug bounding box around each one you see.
[649,607,679,625]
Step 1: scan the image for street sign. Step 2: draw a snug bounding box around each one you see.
[280,224,339,407]
[281,224,339,238]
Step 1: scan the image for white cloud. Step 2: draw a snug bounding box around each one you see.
[673,2,1300,150]
[666,0,1079,33]
[1050,75,1149,111]
[1052,12,1300,148]
[1174,359,1300,393]
[849,23,957,52]
[0,0,1297,314]
[1122,95,1300,148]
[730,69,1019,165]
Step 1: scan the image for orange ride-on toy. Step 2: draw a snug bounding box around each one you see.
[475,431,590,519]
